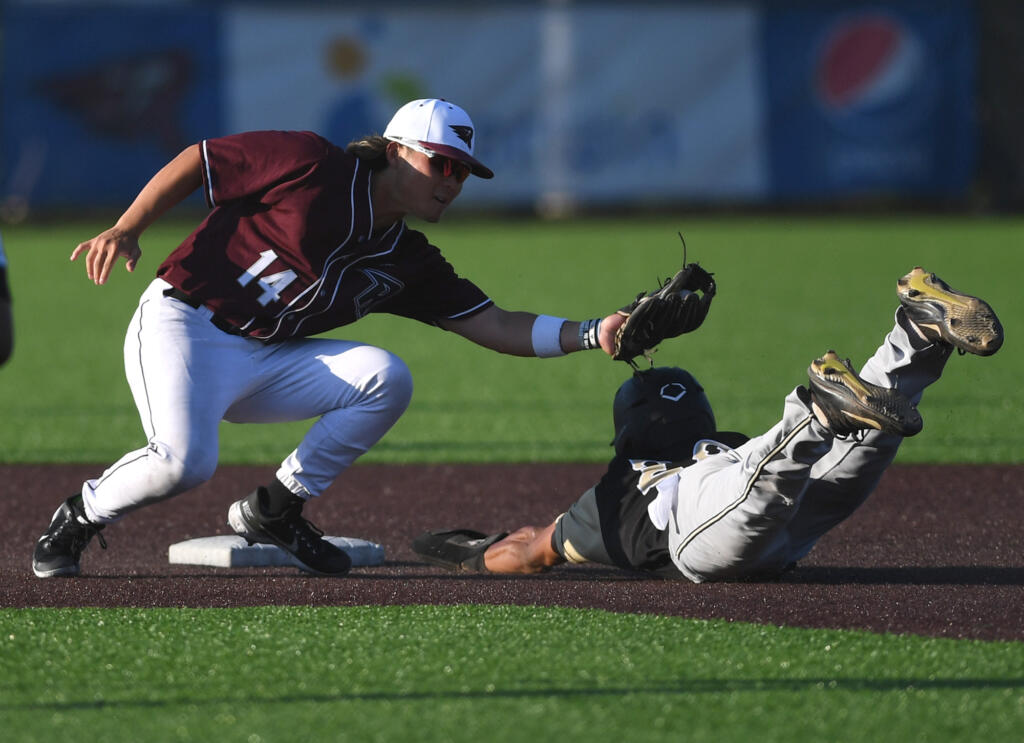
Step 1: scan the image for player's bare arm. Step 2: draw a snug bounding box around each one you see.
[441,305,623,357]
[483,523,564,574]
[71,144,204,285]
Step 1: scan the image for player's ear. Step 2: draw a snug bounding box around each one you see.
[385,140,403,166]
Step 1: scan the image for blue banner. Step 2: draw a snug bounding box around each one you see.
[762,2,976,198]
[1,6,222,210]
[0,2,981,211]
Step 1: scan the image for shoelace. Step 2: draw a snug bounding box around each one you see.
[278,507,329,554]
[53,512,107,551]
[294,518,326,552]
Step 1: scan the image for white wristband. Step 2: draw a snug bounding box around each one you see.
[531,315,567,357]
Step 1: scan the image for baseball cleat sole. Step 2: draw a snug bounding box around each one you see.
[897,267,1003,356]
[808,351,922,437]
[31,562,81,578]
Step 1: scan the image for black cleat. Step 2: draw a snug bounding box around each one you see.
[32,494,106,578]
[227,489,351,576]
[897,267,1003,356]
[808,351,923,437]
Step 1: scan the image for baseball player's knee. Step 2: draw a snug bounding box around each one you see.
[378,350,413,404]
[353,346,413,412]
[146,440,218,495]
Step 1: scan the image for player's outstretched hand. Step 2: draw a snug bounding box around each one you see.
[70,226,143,285]
[598,312,626,355]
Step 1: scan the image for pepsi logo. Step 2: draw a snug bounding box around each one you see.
[813,12,939,139]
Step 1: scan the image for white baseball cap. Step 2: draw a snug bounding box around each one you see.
[383,98,494,179]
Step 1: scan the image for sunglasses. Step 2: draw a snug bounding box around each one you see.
[391,137,474,183]
[429,155,472,183]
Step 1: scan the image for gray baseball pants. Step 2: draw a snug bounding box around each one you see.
[664,308,953,582]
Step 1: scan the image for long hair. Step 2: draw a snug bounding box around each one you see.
[346,134,389,171]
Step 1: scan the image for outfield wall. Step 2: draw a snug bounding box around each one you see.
[0,0,993,215]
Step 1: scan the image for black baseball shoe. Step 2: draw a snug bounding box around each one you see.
[897,267,1003,356]
[32,494,107,578]
[808,351,923,437]
[227,489,352,576]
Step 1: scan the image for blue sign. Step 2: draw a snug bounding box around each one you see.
[762,2,976,198]
[1,6,223,210]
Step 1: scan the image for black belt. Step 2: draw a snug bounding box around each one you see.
[162,287,244,336]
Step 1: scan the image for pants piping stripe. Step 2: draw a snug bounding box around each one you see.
[136,297,156,437]
[94,299,156,492]
[674,415,814,559]
[94,450,149,490]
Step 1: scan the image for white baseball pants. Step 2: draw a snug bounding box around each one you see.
[81,279,413,523]
[662,309,953,582]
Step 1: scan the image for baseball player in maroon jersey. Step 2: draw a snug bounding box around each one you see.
[32,99,626,578]
[413,268,1003,581]
[0,232,11,366]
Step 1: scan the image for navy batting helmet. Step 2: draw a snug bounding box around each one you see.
[611,367,716,460]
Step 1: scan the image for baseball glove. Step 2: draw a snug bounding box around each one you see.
[411,529,509,572]
[613,261,716,365]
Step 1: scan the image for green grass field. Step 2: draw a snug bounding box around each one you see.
[2,216,1021,742]
[1,214,1021,463]
[3,606,1022,743]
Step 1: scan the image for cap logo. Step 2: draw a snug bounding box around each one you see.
[660,383,687,402]
[449,125,474,148]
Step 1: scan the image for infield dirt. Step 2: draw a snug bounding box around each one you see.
[3,463,1021,642]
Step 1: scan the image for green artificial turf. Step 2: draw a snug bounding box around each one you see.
[2,606,1022,743]
[0,215,1020,464]
[3,217,1020,743]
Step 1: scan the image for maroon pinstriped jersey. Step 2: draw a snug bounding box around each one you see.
[156,130,492,342]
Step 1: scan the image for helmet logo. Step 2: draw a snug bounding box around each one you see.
[660,382,687,402]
